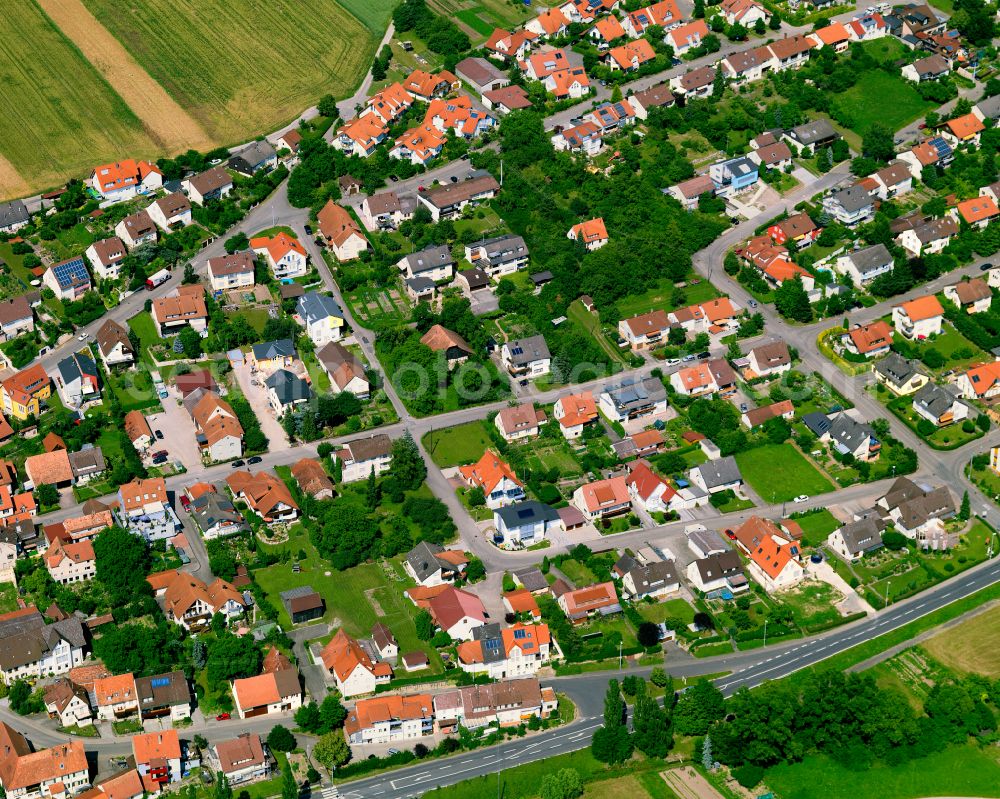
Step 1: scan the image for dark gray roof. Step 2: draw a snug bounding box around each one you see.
[264,369,311,405]
[845,243,892,275]
[790,118,838,146]
[407,276,436,293]
[341,433,392,463]
[914,216,958,244]
[827,413,873,454]
[829,185,873,214]
[68,447,105,477]
[0,200,29,230]
[191,490,246,533]
[458,267,490,290]
[136,670,190,710]
[896,486,954,530]
[530,271,553,285]
[695,455,741,489]
[495,500,560,529]
[602,376,667,412]
[873,353,923,386]
[513,567,548,593]
[802,411,831,437]
[913,382,959,420]
[421,174,499,209]
[977,94,1000,121]
[471,623,506,664]
[687,528,729,555]
[400,245,455,275]
[836,517,885,555]
[252,339,296,360]
[0,609,86,671]
[505,335,550,366]
[229,140,276,172]
[471,233,528,268]
[57,351,97,386]
[406,541,463,583]
[880,476,925,510]
[692,550,744,583]
[624,561,678,594]
[296,292,342,324]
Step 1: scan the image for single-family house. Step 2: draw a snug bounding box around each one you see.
[115,210,157,250]
[316,200,369,261]
[732,516,804,591]
[228,141,277,176]
[619,310,672,350]
[316,342,369,398]
[404,541,468,587]
[398,244,455,282]
[493,502,561,547]
[150,287,208,337]
[944,277,992,313]
[226,470,299,524]
[231,668,302,719]
[320,629,392,698]
[147,192,191,232]
[689,456,742,494]
[251,233,307,280]
[359,191,411,231]
[95,319,134,367]
[335,434,393,483]
[557,582,620,623]
[211,734,270,785]
[835,243,893,287]
[873,353,930,395]
[495,403,546,441]
[686,549,747,593]
[182,167,233,206]
[553,391,598,438]
[84,237,127,281]
[912,382,969,427]
[296,292,344,346]
[827,517,885,561]
[208,251,256,293]
[460,450,525,509]
[419,174,500,221]
[501,335,551,378]
[599,376,668,423]
[567,217,609,250]
[43,257,91,301]
[745,340,791,378]
[892,294,944,339]
[55,351,99,409]
[572,476,631,520]
[823,185,875,226]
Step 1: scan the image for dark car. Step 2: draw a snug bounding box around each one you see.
[981,262,994,271]
[697,351,711,360]
[248,455,263,465]
[155,430,164,440]
[304,224,313,236]
[232,459,245,468]
[450,175,458,183]
[388,175,399,182]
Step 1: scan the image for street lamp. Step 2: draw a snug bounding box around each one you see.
[884,580,891,609]
[763,618,768,648]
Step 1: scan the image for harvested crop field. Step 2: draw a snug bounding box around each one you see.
[0,1,158,199]
[81,0,378,143]
[922,602,1000,677]
[37,0,212,153]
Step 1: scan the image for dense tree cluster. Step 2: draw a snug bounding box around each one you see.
[392,0,470,59]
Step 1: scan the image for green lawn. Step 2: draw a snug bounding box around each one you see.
[637,598,695,625]
[423,750,608,799]
[766,747,1000,799]
[557,558,599,587]
[778,580,843,628]
[0,583,17,614]
[831,69,935,138]
[567,300,627,367]
[254,531,442,670]
[860,37,907,63]
[614,277,720,319]
[735,444,835,503]
[128,312,165,363]
[423,420,493,467]
[791,508,841,548]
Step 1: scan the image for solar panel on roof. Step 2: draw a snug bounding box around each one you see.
[516,508,533,519]
[485,639,501,651]
[513,629,527,639]
[150,677,170,688]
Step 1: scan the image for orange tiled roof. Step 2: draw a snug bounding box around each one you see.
[898,294,944,322]
[94,673,136,707]
[555,391,597,428]
[849,321,893,353]
[956,196,999,224]
[608,39,657,69]
[569,217,608,244]
[576,475,629,512]
[459,450,522,495]
[132,730,180,764]
[25,450,73,486]
[593,16,626,41]
[946,113,984,140]
[250,232,306,264]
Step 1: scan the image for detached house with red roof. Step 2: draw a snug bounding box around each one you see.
[958,361,1000,399]
[231,666,302,720]
[557,582,621,623]
[623,0,683,37]
[619,310,672,350]
[567,217,608,250]
[486,28,537,62]
[606,39,657,70]
[251,232,307,280]
[572,475,631,520]
[91,158,162,201]
[845,321,893,358]
[625,462,676,513]
[459,451,525,509]
[132,730,182,785]
[115,477,179,542]
[720,0,768,25]
[427,586,488,640]
[954,196,1000,230]
[732,516,804,591]
[316,200,369,262]
[943,113,985,147]
[892,294,944,339]
[553,391,598,438]
[526,7,570,38]
[321,629,392,697]
[666,20,710,57]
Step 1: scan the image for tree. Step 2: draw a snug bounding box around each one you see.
[295,702,322,733]
[35,483,59,509]
[281,764,297,799]
[317,94,339,119]
[881,530,907,550]
[9,680,43,715]
[592,680,633,764]
[179,326,203,358]
[732,764,764,789]
[314,731,351,770]
[650,667,671,689]
[214,773,233,799]
[632,689,673,758]
[206,631,261,686]
[93,525,152,606]
[267,725,297,753]
[415,609,434,641]
[959,490,971,521]
[225,233,250,253]
[182,263,198,285]
[673,679,725,735]
[774,276,812,322]
[390,431,426,491]
[862,122,895,163]
[539,768,584,799]
[637,621,661,648]
[365,468,381,510]
[768,11,781,29]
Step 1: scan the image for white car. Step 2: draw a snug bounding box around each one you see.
[78,332,89,341]
[793,495,809,503]
[664,358,681,367]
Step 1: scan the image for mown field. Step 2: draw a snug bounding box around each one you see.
[922,604,1000,677]
[429,0,537,40]
[0,1,158,198]
[81,0,378,143]
[336,0,397,30]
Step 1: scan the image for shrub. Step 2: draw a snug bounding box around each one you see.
[733,764,765,789]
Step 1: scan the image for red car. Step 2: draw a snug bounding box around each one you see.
[216,713,231,721]
[724,529,737,540]
[180,496,191,511]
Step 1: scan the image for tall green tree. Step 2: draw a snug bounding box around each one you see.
[313,731,351,770]
[390,431,426,490]
[632,685,673,758]
[93,526,151,605]
[592,680,633,764]
[774,276,812,323]
[673,679,726,735]
[281,764,297,799]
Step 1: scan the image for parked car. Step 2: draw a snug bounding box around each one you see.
[450,175,458,183]
[810,553,823,564]
[78,332,89,341]
[981,262,994,271]
[304,224,313,236]
[232,459,245,468]
[664,358,681,367]
[216,713,231,721]
[180,495,191,511]
[724,529,736,540]
[739,403,748,412]
[248,455,263,465]
[748,299,758,308]
[697,351,710,360]
[794,494,809,503]
[155,430,164,440]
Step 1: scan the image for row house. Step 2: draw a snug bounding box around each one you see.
[434,679,557,732]
[345,695,434,745]
[0,723,89,799]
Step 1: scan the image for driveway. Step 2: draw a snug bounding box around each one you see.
[805,558,876,617]
[289,623,331,701]
[146,396,201,471]
[232,362,289,451]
